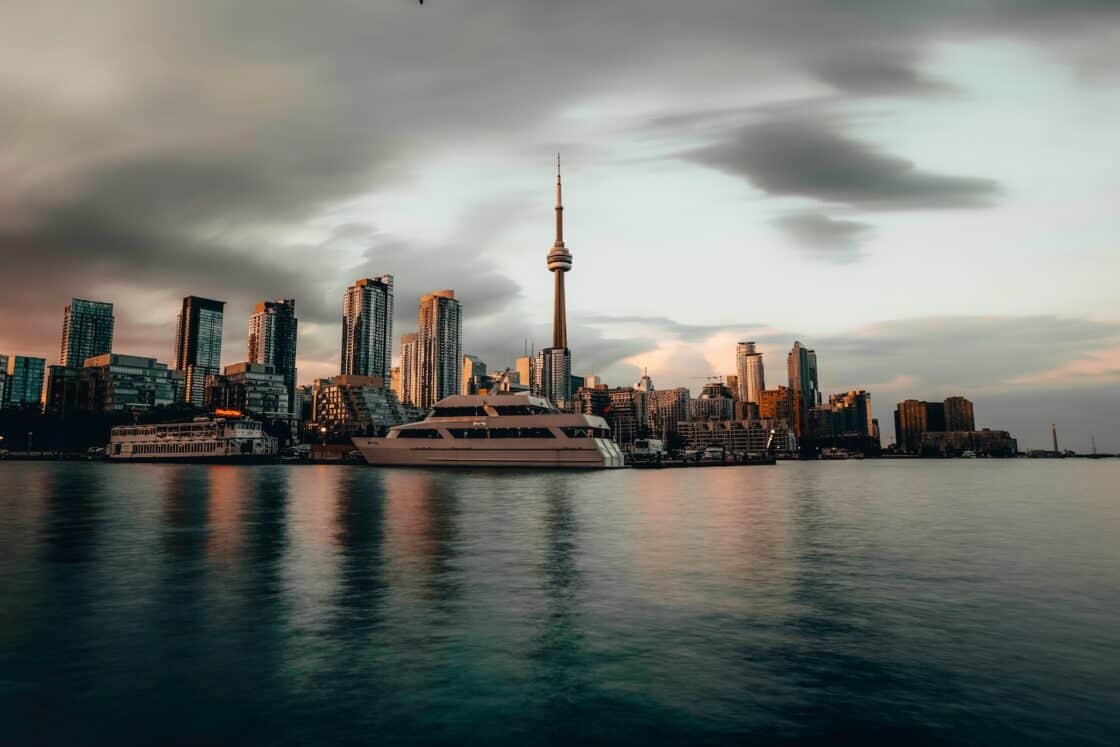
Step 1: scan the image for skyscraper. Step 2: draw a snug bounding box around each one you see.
[341,276,394,380]
[399,333,418,405]
[60,298,114,368]
[787,341,819,437]
[248,299,298,414]
[174,296,225,406]
[736,341,765,404]
[537,154,574,408]
[416,290,462,409]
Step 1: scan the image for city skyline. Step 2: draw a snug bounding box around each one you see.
[1,3,1118,450]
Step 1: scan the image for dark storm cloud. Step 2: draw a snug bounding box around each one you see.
[772,212,873,264]
[692,117,1001,210]
[2,0,1118,371]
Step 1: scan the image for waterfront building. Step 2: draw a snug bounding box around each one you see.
[678,419,797,456]
[605,387,647,449]
[734,401,760,421]
[894,399,928,453]
[462,355,487,395]
[311,374,420,439]
[925,401,946,433]
[787,341,820,437]
[920,429,1016,457]
[647,387,691,441]
[691,381,735,421]
[248,299,298,414]
[399,333,419,406]
[828,390,875,437]
[944,396,976,432]
[2,355,46,408]
[534,346,571,409]
[60,298,114,368]
[205,362,290,422]
[758,386,793,422]
[174,296,225,406]
[341,276,394,380]
[296,384,314,424]
[417,290,462,409]
[79,354,179,412]
[736,342,765,404]
[576,385,611,417]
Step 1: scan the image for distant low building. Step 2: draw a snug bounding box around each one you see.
[678,419,796,456]
[894,396,977,453]
[46,354,180,414]
[920,429,1017,457]
[205,362,291,421]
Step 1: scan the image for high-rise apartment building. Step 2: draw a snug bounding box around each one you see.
[248,299,298,412]
[944,396,975,431]
[725,374,739,400]
[416,290,462,408]
[787,341,820,436]
[341,276,394,381]
[534,347,571,408]
[60,298,114,368]
[736,342,765,404]
[174,296,225,406]
[2,355,46,408]
[399,333,419,406]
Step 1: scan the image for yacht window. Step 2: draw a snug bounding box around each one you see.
[396,429,443,439]
[488,427,555,439]
[561,427,593,438]
[431,406,487,417]
[447,428,489,439]
[492,405,535,416]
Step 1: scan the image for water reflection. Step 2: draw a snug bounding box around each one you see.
[383,470,462,604]
[533,477,587,708]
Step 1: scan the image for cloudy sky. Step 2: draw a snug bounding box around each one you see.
[1,1,1118,449]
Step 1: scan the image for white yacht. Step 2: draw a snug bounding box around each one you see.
[351,394,625,468]
[108,417,278,462]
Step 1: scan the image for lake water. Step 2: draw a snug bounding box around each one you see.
[1,460,1117,745]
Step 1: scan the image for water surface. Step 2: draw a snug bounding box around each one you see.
[1,461,1117,745]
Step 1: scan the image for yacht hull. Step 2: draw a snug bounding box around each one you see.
[351,437,624,469]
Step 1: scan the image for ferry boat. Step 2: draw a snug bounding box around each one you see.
[351,394,625,468]
[108,417,278,462]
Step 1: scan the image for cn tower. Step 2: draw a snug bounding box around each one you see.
[547,153,571,349]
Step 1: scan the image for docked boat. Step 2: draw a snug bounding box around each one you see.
[351,394,625,468]
[108,417,278,462]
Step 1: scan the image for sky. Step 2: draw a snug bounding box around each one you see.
[1,1,1118,450]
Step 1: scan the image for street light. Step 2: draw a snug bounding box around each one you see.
[320,425,328,447]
